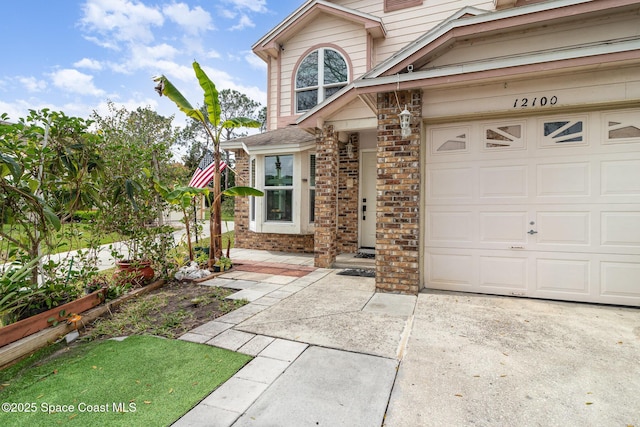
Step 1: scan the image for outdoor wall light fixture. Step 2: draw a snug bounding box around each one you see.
[399,105,412,138]
[395,73,412,138]
[346,141,354,159]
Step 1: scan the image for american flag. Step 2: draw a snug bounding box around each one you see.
[188,150,227,188]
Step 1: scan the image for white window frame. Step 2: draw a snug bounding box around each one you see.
[264,154,294,223]
[295,48,348,113]
[250,150,315,235]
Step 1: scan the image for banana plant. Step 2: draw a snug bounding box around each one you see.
[153,182,209,262]
[153,62,261,264]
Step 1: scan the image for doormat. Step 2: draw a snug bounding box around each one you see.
[355,252,375,259]
[337,268,375,278]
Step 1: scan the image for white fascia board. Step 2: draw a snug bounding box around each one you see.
[245,141,316,156]
[363,0,599,79]
[253,0,316,50]
[354,38,640,90]
[295,83,357,125]
[220,140,246,151]
[254,0,385,50]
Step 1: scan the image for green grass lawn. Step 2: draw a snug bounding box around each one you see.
[0,336,251,426]
[1,222,120,254]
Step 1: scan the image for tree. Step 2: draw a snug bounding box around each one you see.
[154,61,263,264]
[91,103,178,266]
[218,89,262,142]
[0,109,103,285]
[258,106,267,133]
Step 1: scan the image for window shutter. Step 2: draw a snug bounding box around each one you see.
[384,0,423,12]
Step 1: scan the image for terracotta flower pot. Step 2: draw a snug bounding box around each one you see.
[114,260,155,286]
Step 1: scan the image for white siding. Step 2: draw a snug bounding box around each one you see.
[278,13,368,118]
[423,66,640,122]
[268,56,279,130]
[426,10,640,70]
[335,0,495,66]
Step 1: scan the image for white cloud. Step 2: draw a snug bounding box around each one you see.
[80,0,164,46]
[205,50,222,59]
[224,0,267,14]
[18,76,47,93]
[230,14,254,31]
[74,58,103,70]
[244,52,266,71]
[49,69,106,97]
[218,9,236,20]
[81,35,120,51]
[163,2,213,35]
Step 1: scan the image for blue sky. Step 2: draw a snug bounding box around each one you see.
[0,0,303,126]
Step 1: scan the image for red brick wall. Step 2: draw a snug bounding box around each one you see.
[375,90,422,294]
[314,126,339,267]
[337,133,359,254]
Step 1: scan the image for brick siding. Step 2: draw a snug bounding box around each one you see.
[314,126,339,267]
[337,133,359,254]
[375,90,422,294]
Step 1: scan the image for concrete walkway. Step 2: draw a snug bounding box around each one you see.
[171,249,640,427]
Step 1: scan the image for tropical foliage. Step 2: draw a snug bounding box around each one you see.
[154,61,263,264]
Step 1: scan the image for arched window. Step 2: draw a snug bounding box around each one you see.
[295,48,348,113]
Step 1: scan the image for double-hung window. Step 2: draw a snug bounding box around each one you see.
[265,155,293,222]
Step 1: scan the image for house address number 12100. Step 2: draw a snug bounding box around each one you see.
[513,95,558,108]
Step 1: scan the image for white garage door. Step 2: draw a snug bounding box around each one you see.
[425,109,640,306]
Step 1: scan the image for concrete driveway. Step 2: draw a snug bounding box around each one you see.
[177,252,640,426]
[384,290,640,426]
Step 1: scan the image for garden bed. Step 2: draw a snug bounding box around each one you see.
[0,279,246,368]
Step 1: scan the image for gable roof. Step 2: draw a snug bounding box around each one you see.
[253,0,386,61]
[297,0,640,128]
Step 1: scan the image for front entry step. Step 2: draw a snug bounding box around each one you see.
[334,252,375,270]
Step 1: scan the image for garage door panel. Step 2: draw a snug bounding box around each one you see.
[601,260,640,298]
[429,211,473,243]
[427,252,474,289]
[601,211,640,247]
[536,211,591,246]
[601,159,640,196]
[428,167,474,201]
[537,162,591,197]
[535,258,590,295]
[479,165,528,198]
[425,109,640,306]
[479,212,528,243]
[479,256,528,291]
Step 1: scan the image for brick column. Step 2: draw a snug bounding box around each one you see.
[376,90,422,294]
[314,125,339,268]
[232,149,250,247]
[337,133,359,254]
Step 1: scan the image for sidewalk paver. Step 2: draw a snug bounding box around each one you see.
[206,329,255,351]
[232,346,398,427]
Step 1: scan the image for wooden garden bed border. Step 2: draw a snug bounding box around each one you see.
[0,279,166,369]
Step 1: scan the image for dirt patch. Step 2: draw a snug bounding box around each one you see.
[80,280,247,340]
